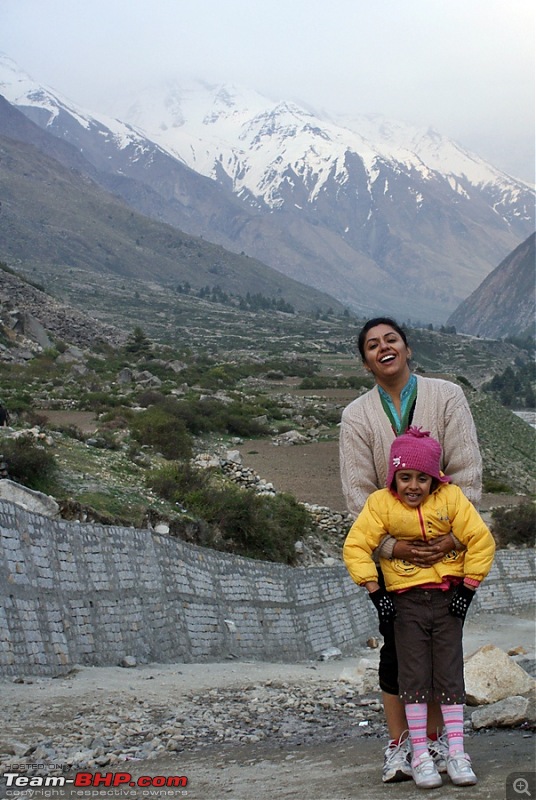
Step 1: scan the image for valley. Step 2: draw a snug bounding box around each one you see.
[1,54,534,323]
[0,257,534,566]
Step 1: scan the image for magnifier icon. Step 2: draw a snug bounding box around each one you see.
[513,777,531,797]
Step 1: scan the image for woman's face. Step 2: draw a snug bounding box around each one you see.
[362,324,411,382]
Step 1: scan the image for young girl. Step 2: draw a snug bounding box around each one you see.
[343,426,495,789]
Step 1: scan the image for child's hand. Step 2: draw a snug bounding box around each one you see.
[392,534,455,566]
[368,587,396,624]
[448,583,475,621]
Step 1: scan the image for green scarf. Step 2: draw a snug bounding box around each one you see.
[378,374,417,435]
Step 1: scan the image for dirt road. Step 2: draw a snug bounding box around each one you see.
[1,610,534,800]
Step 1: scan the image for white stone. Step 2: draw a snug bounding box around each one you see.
[339,657,380,692]
[471,695,530,729]
[154,523,170,534]
[225,450,243,464]
[194,453,220,469]
[318,647,342,661]
[464,644,536,705]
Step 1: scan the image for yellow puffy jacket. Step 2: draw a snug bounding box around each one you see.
[343,483,495,592]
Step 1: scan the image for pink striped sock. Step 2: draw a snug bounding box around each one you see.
[406,703,429,763]
[441,703,465,755]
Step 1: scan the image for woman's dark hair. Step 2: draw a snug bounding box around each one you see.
[357,317,409,361]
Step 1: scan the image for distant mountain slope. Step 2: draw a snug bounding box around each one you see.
[447,233,536,338]
[0,98,342,314]
[1,55,534,323]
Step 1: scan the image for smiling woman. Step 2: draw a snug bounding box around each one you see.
[341,317,482,516]
[339,315,483,783]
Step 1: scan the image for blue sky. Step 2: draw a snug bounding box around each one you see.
[1,0,534,182]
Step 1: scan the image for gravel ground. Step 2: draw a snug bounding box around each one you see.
[0,609,534,800]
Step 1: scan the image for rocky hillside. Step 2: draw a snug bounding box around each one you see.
[447,233,536,339]
[0,258,533,566]
[0,265,127,360]
[1,259,530,384]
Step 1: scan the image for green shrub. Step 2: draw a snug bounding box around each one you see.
[20,410,49,428]
[148,464,312,562]
[299,377,335,389]
[185,486,311,563]
[125,326,152,356]
[146,461,208,501]
[7,393,33,414]
[144,395,272,438]
[137,390,166,408]
[225,413,270,437]
[50,423,85,441]
[299,375,373,391]
[491,503,536,548]
[78,391,122,411]
[0,435,58,492]
[482,473,513,494]
[130,406,193,460]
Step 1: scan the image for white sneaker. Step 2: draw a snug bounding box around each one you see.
[447,752,478,786]
[382,736,412,783]
[428,733,449,773]
[411,751,443,789]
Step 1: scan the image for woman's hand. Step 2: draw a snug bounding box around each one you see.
[392,534,455,567]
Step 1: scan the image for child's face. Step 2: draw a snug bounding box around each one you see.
[394,469,433,507]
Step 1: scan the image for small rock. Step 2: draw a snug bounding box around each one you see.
[471,695,531,729]
[225,450,242,464]
[508,646,528,656]
[318,647,342,661]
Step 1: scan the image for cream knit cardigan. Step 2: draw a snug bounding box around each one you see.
[339,375,482,518]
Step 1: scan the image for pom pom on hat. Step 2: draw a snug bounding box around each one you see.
[386,426,451,488]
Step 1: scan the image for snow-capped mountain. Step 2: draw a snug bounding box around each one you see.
[1,54,534,322]
[0,55,251,243]
[116,80,532,224]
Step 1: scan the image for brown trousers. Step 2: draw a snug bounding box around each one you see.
[393,586,465,704]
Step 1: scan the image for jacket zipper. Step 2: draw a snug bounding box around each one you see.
[417,506,427,541]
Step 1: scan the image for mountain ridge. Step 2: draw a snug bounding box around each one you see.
[1,54,534,322]
[447,232,536,339]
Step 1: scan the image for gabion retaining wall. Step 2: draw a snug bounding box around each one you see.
[0,500,534,676]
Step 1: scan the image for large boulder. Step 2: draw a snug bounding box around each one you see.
[464,644,535,705]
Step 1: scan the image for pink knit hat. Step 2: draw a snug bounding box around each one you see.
[386,426,451,488]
